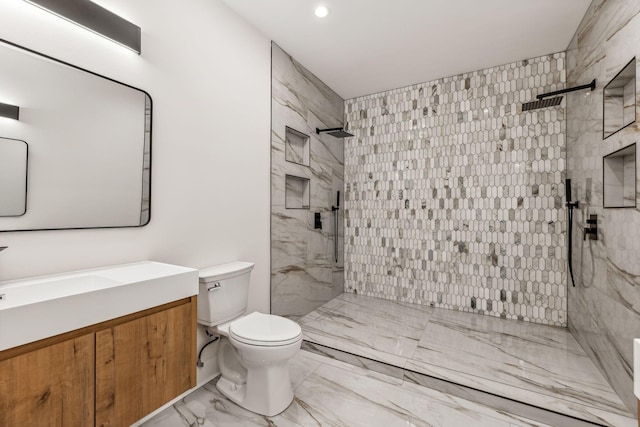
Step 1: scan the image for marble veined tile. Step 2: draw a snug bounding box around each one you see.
[404,361,636,427]
[274,361,551,427]
[302,340,405,380]
[299,293,433,359]
[403,370,601,427]
[142,350,551,427]
[408,308,633,423]
[288,348,322,390]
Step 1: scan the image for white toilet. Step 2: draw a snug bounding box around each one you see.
[197,261,302,416]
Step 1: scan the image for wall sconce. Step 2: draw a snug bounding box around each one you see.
[0,102,19,120]
[24,0,141,54]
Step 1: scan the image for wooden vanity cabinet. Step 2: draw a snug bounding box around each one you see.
[95,302,195,427]
[0,297,196,427]
[0,334,95,427]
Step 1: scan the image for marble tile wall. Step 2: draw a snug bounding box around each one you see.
[271,43,345,320]
[344,53,568,326]
[566,0,640,414]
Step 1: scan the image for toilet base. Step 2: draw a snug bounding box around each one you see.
[216,375,294,417]
[216,376,247,407]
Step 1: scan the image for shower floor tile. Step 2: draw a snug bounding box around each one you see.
[300,293,433,359]
[298,294,636,427]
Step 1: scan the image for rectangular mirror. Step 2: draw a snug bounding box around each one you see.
[0,137,28,216]
[0,39,151,231]
[603,57,636,139]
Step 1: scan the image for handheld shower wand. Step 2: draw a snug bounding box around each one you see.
[565,179,578,287]
[332,191,340,263]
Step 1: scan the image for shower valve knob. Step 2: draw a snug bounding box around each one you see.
[583,214,597,240]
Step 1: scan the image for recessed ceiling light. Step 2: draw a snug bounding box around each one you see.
[314,6,329,18]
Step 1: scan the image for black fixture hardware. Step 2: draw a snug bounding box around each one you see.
[316,127,354,138]
[0,102,19,120]
[565,179,579,210]
[332,191,340,262]
[0,246,7,252]
[332,191,340,212]
[537,79,596,100]
[584,214,598,241]
[522,96,563,111]
[314,212,322,229]
[565,179,578,287]
[24,0,141,54]
[522,79,596,111]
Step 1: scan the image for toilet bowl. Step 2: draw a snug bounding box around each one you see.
[214,311,302,416]
[197,262,302,416]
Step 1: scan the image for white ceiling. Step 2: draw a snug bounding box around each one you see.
[222,0,592,99]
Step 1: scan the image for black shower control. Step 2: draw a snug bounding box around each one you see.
[314,212,322,229]
[584,214,597,240]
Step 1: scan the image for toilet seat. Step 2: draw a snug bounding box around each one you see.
[229,312,302,347]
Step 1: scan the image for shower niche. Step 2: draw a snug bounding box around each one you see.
[285,126,310,166]
[603,57,636,139]
[285,174,310,209]
[603,143,636,208]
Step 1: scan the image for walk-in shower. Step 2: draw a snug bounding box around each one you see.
[316,127,349,264]
[523,79,596,287]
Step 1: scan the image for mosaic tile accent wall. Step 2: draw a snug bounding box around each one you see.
[344,53,568,326]
[566,0,640,413]
[271,43,345,320]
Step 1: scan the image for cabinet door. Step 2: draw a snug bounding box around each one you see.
[0,334,94,427]
[95,302,194,427]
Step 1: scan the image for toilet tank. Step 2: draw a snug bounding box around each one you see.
[197,261,254,327]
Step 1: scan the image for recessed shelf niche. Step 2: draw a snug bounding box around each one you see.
[603,57,636,139]
[603,143,636,208]
[285,174,310,209]
[285,126,310,166]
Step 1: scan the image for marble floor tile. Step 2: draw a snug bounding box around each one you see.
[403,362,636,427]
[298,294,636,426]
[302,341,405,380]
[411,308,630,418]
[142,350,552,427]
[402,370,602,427]
[275,362,550,427]
[298,293,433,359]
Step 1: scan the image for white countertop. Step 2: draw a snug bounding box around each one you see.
[0,261,198,351]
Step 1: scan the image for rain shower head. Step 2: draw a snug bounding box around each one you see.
[521,79,596,111]
[522,96,563,111]
[316,127,354,138]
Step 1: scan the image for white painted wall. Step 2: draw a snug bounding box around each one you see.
[0,0,272,313]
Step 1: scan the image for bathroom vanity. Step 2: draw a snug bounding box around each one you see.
[0,261,199,427]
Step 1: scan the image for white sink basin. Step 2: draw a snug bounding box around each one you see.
[0,261,198,352]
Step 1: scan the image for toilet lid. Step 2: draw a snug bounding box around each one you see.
[229,312,302,346]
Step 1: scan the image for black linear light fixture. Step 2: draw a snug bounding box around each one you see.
[24,0,141,54]
[0,102,20,120]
